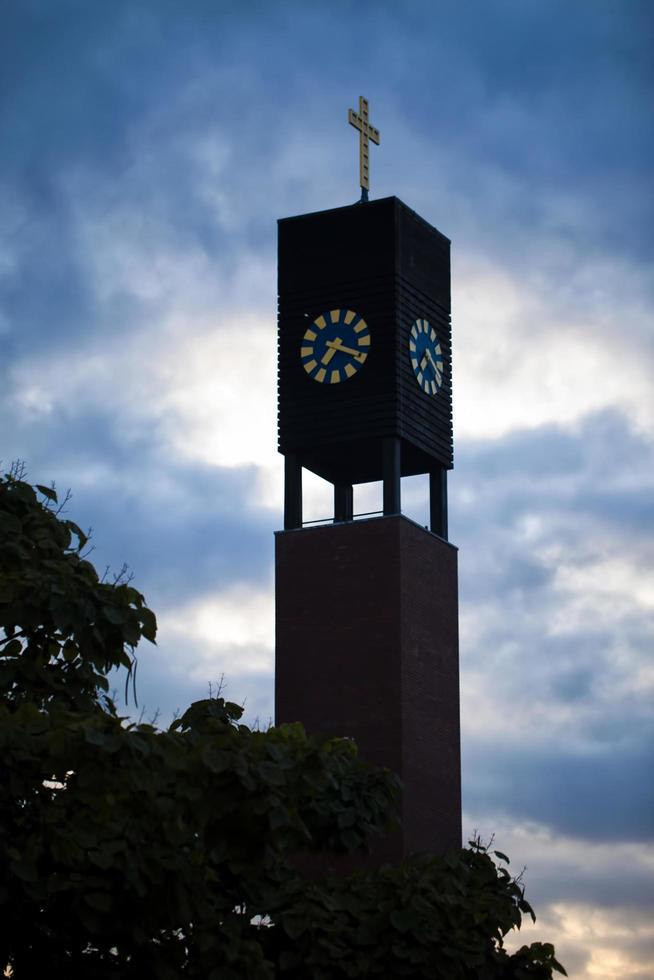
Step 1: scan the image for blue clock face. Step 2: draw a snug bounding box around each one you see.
[409,318,444,395]
[301,309,371,384]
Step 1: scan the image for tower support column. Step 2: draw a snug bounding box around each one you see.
[429,467,448,539]
[334,483,354,523]
[284,454,303,530]
[383,437,401,515]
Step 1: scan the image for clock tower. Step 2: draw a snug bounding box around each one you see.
[275,102,461,860]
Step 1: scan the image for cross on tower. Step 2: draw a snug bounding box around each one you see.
[348,96,381,202]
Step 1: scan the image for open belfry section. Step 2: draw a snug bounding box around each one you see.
[274,189,461,860]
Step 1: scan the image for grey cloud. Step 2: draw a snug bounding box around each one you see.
[452,410,654,545]
[455,410,652,487]
[464,742,654,843]
[63,462,276,606]
[518,854,654,919]
[116,641,275,731]
[547,663,596,704]
[4,433,276,607]
[449,411,654,846]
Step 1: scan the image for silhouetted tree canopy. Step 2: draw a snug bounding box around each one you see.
[0,469,566,978]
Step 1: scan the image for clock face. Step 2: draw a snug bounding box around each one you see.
[301,309,370,384]
[409,318,444,395]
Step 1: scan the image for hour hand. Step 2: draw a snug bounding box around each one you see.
[321,344,339,366]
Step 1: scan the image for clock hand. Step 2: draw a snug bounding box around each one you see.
[425,348,441,373]
[325,339,365,361]
[420,348,441,375]
[320,344,339,366]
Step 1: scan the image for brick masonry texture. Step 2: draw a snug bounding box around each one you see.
[275,514,461,861]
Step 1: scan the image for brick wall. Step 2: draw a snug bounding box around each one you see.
[275,514,461,860]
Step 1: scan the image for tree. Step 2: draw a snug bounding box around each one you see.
[0,470,566,978]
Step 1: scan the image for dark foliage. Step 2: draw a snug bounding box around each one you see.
[0,471,566,978]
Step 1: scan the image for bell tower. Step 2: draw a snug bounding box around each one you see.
[274,102,460,859]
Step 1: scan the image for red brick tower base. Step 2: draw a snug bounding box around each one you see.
[275,514,461,861]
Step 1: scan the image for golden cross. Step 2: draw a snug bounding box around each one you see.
[348,96,380,202]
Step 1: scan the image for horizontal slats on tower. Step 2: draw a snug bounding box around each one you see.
[278,197,453,484]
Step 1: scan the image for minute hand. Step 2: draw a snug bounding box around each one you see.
[425,348,441,372]
[325,339,365,360]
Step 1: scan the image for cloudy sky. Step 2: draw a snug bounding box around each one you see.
[2,1,653,976]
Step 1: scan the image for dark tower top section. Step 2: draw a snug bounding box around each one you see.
[278,196,452,488]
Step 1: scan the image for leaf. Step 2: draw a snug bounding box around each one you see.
[10,859,39,883]
[280,950,300,971]
[283,916,307,940]
[2,638,22,657]
[36,484,57,502]
[258,761,286,786]
[139,607,157,643]
[390,908,418,934]
[85,891,113,913]
[493,850,510,863]
[102,604,127,625]
[66,521,88,549]
[519,897,536,923]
